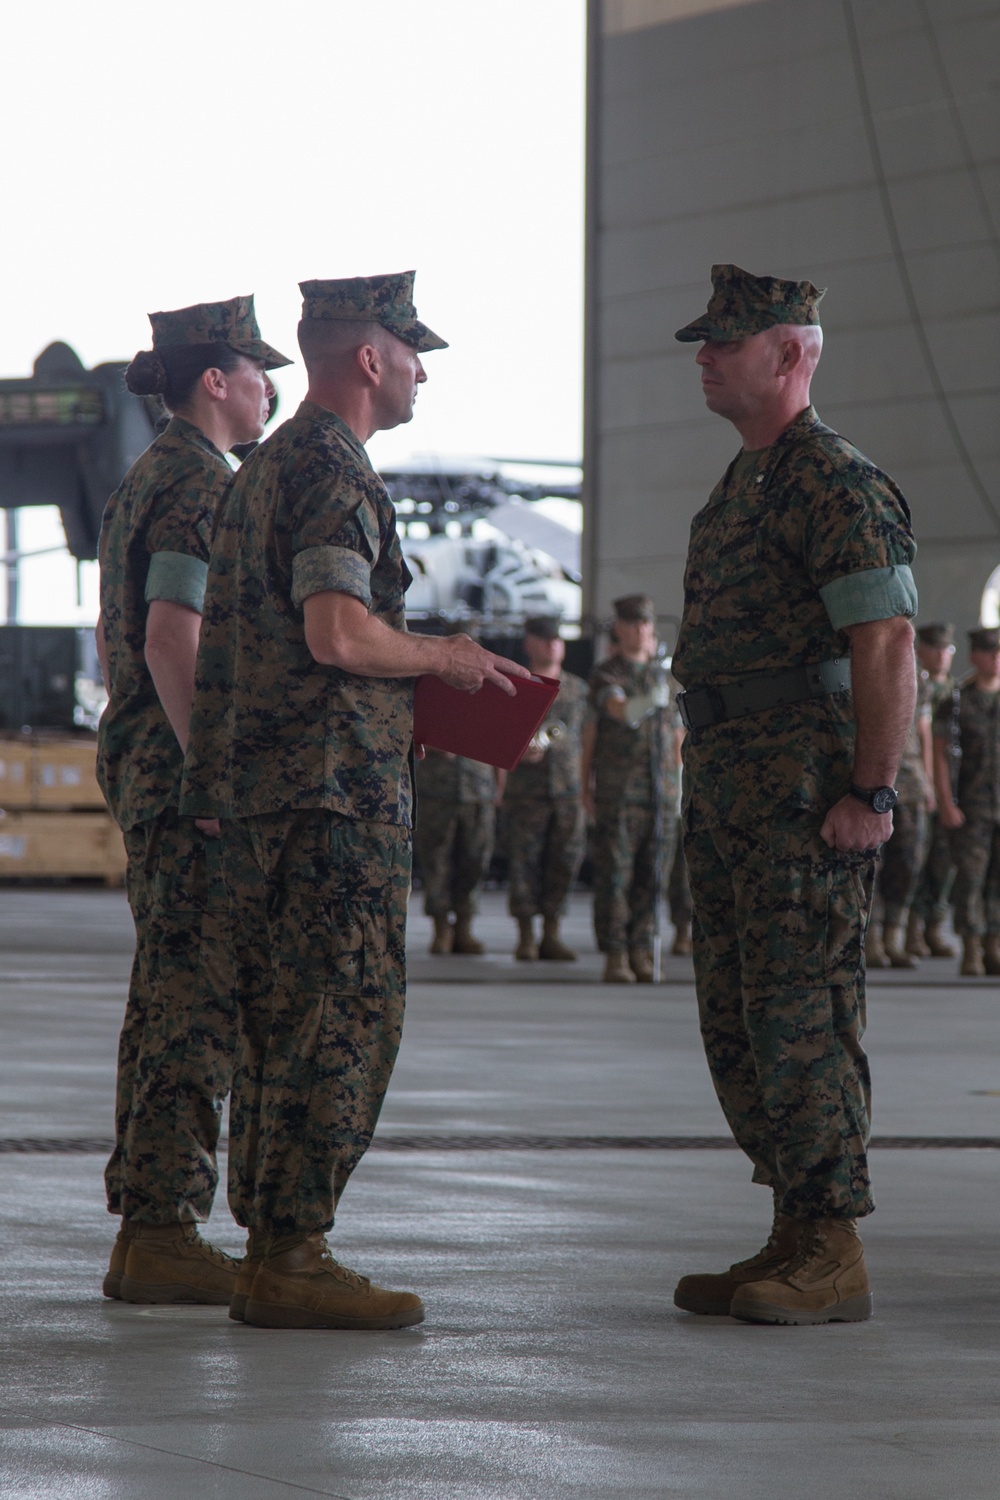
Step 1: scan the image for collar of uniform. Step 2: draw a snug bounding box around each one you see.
[164,414,228,461]
[297,399,373,472]
[749,404,821,489]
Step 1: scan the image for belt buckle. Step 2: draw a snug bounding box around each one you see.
[676,692,694,732]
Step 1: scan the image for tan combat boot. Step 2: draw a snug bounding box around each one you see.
[905,913,931,958]
[961,934,986,976]
[244,1232,425,1330]
[671,920,693,957]
[729,1217,872,1325]
[119,1224,241,1305]
[452,916,485,955]
[514,917,538,961]
[539,918,576,962]
[229,1231,265,1323]
[603,951,635,984]
[429,915,454,955]
[883,924,918,969]
[102,1220,137,1300]
[629,949,655,983]
[673,1212,803,1315]
[925,922,958,958]
[864,923,890,968]
[984,934,1000,976]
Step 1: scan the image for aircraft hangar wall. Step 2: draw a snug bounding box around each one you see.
[582,0,1000,664]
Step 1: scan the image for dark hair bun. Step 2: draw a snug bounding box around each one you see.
[125,349,168,396]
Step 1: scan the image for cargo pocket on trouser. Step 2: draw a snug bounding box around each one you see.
[754,824,875,1218]
[763,826,870,986]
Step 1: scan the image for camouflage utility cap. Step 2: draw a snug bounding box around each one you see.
[524,616,562,640]
[614,594,655,623]
[147,295,292,369]
[916,622,954,647]
[675,264,826,343]
[969,627,1000,651]
[299,271,447,353]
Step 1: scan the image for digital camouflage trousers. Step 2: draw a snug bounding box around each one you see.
[414,798,494,919]
[223,809,410,1235]
[592,802,678,956]
[685,819,876,1221]
[504,796,586,920]
[911,813,956,925]
[107,808,237,1224]
[950,817,1000,935]
[875,795,928,927]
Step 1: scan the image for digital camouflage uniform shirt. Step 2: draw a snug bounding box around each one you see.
[505,672,589,803]
[673,406,916,822]
[415,751,496,804]
[182,400,413,823]
[587,657,678,809]
[98,416,232,828]
[932,680,1000,823]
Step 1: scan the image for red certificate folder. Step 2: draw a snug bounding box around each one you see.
[413,671,561,772]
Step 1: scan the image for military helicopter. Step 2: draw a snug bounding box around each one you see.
[378,455,582,636]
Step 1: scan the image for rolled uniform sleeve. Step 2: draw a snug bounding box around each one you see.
[144,476,223,614]
[800,455,917,631]
[145,551,209,612]
[820,565,918,631]
[289,470,380,609]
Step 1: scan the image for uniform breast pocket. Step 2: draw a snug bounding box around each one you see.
[716,536,759,587]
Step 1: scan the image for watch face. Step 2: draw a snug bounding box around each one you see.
[872,788,897,814]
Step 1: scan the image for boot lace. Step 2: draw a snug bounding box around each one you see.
[771,1222,825,1280]
[181,1227,241,1270]
[317,1243,371,1290]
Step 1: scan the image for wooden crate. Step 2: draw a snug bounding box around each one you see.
[0,739,34,808]
[0,810,126,883]
[32,735,105,809]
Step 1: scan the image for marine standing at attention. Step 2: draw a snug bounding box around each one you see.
[502,616,588,962]
[669,265,917,1326]
[181,273,528,1330]
[414,746,499,955]
[932,627,1000,977]
[582,594,677,984]
[907,623,958,958]
[95,297,291,1305]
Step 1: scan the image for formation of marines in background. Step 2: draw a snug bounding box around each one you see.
[92,259,998,1339]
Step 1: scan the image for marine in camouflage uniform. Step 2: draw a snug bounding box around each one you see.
[669,266,917,1325]
[584,594,678,984]
[908,623,958,957]
[866,679,931,968]
[96,296,289,1301]
[182,273,523,1329]
[502,616,588,961]
[932,627,1000,977]
[414,749,497,954]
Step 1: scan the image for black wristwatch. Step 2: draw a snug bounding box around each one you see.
[849,783,898,814]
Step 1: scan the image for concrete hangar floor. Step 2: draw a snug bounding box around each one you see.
[1,885,998,1500]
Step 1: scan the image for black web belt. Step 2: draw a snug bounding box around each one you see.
[676,658,851,732]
